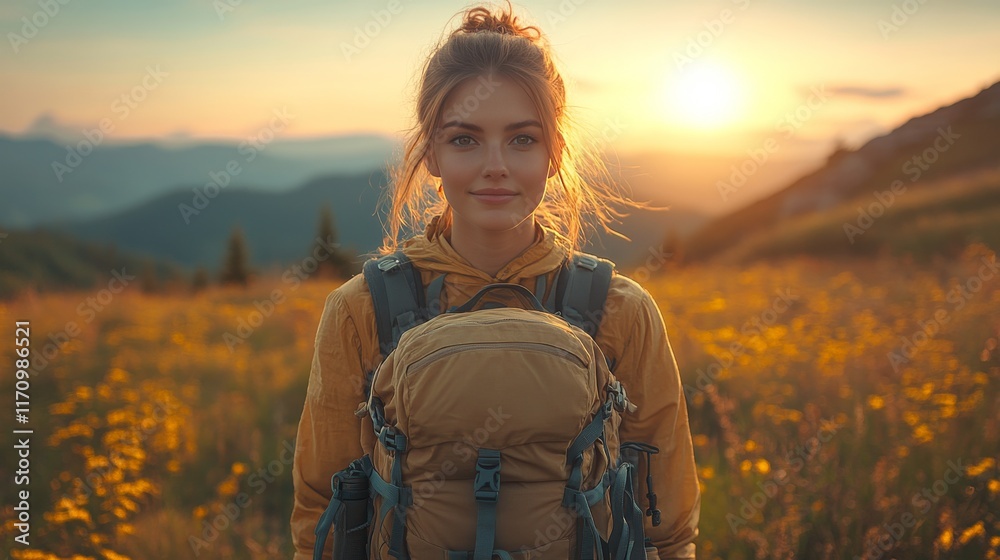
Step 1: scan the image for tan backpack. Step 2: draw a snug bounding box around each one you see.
[314,253,661,560]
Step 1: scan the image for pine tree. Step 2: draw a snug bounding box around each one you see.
[220,227,251,287]
[315,204,351,279]
[138,262,160,293]
[662,227,684,268]
[191,266,209,292]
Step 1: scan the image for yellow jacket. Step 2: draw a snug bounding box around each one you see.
[291,218,700,559]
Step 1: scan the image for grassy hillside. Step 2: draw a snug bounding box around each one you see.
[709,167,1000,263]
[684,81,1000,263]
[0,230,187,298]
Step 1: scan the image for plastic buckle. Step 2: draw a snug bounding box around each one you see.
[474,451,501,503]
[377,257,400,272]
[601,399,614,419]
[378,426,406,453]
[575,255,598,271]
[607,381,626,412]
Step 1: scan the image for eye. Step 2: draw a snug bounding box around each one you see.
[512,134,537,145]
[449,135,476,147]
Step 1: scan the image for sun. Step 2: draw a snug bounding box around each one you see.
[664,62,745,129]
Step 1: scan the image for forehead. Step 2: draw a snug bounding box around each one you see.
[439,73,541,126]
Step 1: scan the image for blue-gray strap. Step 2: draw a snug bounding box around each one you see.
[554,253,614,336]
[426,273,447,318]
[608,463,633,560]
[313,456,374,560]
[363,251,425,356]
[566,400,613,466]
[568,488,604,560]
[312,484,343,560]
[623,465,647,560]
[473,449,502,560]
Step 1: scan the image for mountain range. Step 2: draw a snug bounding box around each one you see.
[684,79,1000,262]
[0,130,399,228]
[3,78,999,295]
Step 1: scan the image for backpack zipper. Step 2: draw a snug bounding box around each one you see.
[407,341,587,374]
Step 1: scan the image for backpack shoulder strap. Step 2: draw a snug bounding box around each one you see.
[551,252,615,337]
[362,250,426,356]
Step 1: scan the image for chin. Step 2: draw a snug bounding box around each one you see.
[456,210,534,234]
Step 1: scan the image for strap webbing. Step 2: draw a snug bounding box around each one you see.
[363,251,425,356]
[426,274,447,318]
[554,253,615,336]
[473,449,502,560]
[313,456,375,560]
[566,400,613,464]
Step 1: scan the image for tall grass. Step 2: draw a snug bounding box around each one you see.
[2,245,998,559]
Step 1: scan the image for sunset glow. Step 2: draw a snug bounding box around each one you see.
[664,62,746,130]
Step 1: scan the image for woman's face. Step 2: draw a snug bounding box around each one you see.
[424,73,555,240]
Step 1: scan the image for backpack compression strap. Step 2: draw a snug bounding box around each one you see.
[363,251,426,357]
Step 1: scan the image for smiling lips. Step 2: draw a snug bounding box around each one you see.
[470,188,518,205]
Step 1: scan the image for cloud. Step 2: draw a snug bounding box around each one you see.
[827,85,907,99]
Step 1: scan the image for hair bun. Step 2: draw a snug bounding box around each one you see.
[459,4,541,41]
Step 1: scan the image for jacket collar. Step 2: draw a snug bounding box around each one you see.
[401,215,569,283]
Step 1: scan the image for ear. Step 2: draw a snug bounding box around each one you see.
[424,146,441,178]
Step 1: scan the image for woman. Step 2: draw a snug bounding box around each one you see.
[291,3,700,558]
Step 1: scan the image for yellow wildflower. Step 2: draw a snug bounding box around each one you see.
[967,458,996,477]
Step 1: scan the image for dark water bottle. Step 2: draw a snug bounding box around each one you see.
[333,472,370,560]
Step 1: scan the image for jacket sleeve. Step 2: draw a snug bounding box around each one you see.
[290,287,369,560]
[604,278,701,559]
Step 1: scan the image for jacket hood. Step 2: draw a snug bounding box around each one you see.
[399,216,570,283]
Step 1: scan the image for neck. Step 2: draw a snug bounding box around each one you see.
[449,219,537,278]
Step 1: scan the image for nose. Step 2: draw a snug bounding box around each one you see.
[482,144,508,179]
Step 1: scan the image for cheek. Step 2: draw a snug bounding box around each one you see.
[437,153,477,181]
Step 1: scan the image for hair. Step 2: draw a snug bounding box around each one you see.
[379,0,640,254]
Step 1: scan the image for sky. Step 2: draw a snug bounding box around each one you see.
[3,0,999,159]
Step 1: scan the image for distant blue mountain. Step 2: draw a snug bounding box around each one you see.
[59,171,389,270]
[0,132,398,228]
[53,166,706,271]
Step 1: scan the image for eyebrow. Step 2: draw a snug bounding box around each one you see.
[440,119,543,132]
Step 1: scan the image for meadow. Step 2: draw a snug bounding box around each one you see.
[2,245,999,559]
